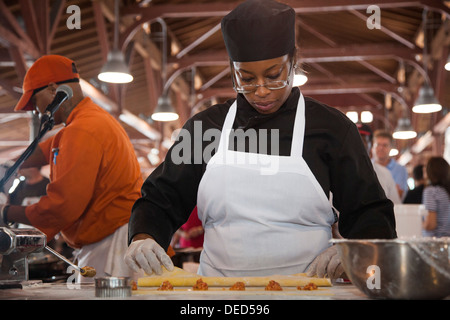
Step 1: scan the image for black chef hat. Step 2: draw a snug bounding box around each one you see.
[221,0,296,62]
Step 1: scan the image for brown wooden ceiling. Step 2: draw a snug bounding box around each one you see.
[0,0,449,173]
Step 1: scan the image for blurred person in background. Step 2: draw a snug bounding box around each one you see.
[403,164,426,204]
[171,207,204,249]
[357,123,401,204]
[422,157,450,237]
[8,167,49,206]
[372,130,408,200]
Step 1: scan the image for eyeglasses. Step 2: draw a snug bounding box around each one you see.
[232,58,294,94]
[373,142,391,148]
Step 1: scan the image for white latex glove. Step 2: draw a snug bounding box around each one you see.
[306,245,345,279]
[124,238,174,275]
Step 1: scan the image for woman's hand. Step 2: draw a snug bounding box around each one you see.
[306,245,345,279]
[124,237,174,275]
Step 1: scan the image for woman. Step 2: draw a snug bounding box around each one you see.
[422,157,450,237]
[125,0,396,278]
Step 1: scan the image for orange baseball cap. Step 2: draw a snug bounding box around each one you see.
[14,55,80,111]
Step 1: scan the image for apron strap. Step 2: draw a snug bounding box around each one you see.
[220,101,237,153]
[290,93,305,158]
[219,93,306,158]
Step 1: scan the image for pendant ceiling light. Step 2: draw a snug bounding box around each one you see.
[444,53,450,71]
[151,18,179,122]
[413,9,441,114]
[393,117,417,140]
[412,82,442,113]
[98,0,133,84]
[151,96,179,122]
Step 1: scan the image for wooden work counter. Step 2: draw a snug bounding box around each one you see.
[1,282,445,319]
[0,281,366,300]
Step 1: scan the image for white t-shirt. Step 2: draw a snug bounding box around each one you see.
[373,162,401,204]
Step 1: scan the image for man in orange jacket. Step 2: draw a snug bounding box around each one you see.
[0,55,143,282]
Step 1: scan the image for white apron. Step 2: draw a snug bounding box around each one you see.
[197,94,335,277]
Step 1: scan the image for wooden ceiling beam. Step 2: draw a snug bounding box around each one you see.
[200,67,230,91]
[287,0,449,15]
[92,0,110,62]
[299,43,421,62]
[0,48,12,64]
[8,46,27,82]
[297,20,338,48]
[302,82,398,95]
[307,94,381,108]
[176,23,221,59]
[168,50,229,67]
[48,0,67,49]
[0,0,39,58]
[0,80,21,101]
[172,42,419,111]
[18,0,65,55]
[19,0,44,54]
[36,0,50,54]
[309,62,383,108]
[0,1,30,82]
[357,60,398,84]
[0,22,40,59]
[122,1,449,17]
[349,9,416,49]
[168,43,420,71]
[120,0,450,49]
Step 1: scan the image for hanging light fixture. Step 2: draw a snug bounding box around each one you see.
[412,9,441,114]
[98,49,133,83]
[151,95,179,121]
[393,117,417,140]
[98,0,133,83]
[412,82,442,113]
[151,18,179,121]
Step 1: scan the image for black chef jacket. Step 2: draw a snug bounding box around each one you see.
[129,87,397,250]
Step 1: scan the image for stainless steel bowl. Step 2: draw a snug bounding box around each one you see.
[332,238,450,300]
[95,277,132,298]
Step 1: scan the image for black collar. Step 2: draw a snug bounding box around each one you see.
[236,87,300,118]
[234,87,300,128]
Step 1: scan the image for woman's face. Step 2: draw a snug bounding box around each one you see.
[232,54,294,115]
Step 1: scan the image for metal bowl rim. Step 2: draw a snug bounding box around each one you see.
[330,237,450,245]
[94,276,132,288]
